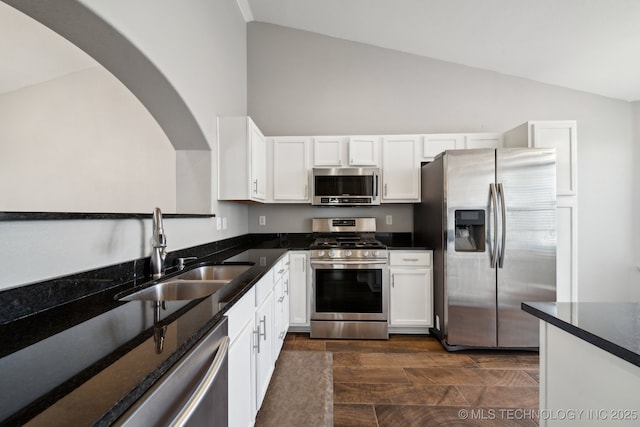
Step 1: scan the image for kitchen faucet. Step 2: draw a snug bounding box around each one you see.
[150,207,167,278]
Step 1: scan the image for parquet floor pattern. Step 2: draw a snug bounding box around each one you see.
[282,333,539,426]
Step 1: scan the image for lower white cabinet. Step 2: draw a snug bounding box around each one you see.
[288,251,309,330]
[227,287,257,427]
[388,250,433,333]
[227,254,290,426]
[254,281,274,409]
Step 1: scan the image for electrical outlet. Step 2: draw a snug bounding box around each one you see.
[385,215,393,225]
[216,217,222,230]
[222,217,227,230]
[259,216,266,226]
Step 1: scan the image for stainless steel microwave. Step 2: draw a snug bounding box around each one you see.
[312,167,380,206]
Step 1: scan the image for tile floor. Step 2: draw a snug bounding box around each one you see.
[282,333,540,426]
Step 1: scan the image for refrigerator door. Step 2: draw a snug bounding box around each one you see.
[444,150,498,347]
[496,148,556,347]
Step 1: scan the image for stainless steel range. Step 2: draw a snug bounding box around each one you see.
[309,218,389,339]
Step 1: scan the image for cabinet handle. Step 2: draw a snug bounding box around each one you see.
[253,328,260,353]
[278,296,284,303]
[284,278,289,295]
[304,184,308,198]
[391,274,395,288]
[278,269,284,274]
[384,183,388,197]
[403,258,420,262]
[260,316,267,341]
[253,179,258,194]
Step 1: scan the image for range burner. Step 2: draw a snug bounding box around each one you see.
[310,236,386,250]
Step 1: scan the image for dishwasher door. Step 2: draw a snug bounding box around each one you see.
[117,317,229,427]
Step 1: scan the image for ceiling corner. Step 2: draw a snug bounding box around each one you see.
[235,0,254,22]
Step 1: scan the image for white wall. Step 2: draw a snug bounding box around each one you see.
[247,22,639,301]
[0,0,249,290]
[0,67,176,212]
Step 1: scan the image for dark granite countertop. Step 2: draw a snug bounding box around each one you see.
[0,231,429,425]
[522,301,640,368]
[0,244,287,426]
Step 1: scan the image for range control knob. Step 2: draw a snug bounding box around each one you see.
[344,250,352,257]
[328,250,336,258]
[317,251,325,257]
[363,251,370,257]
[373,250,381,257]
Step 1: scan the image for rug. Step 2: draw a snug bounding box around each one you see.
[254,350,333,427]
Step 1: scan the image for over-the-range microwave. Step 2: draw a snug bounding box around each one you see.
[312,167,380,206]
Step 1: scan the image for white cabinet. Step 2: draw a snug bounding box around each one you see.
[422,134,464,160]
[313,136,380,167]
[227,287,256,427]
[227,254,291,424]
[465,133,503,149]
[381,136,420,202]
[388,251,433,333]
[288,251,309,330]
[504,120,578,302]
[504,121,577,197]
[273,255,290,354]
[271,137,310,202]
[254,275,275,409]
[218,116,267,201]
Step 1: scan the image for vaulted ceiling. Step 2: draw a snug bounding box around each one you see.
[242,0,640,102]
[3,0,640,102]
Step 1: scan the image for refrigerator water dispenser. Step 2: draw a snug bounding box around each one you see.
[454,210,485,252]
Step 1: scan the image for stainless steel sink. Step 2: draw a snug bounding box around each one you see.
[173,264,252,281]
[118,263,253,302]
[118,279,230,301]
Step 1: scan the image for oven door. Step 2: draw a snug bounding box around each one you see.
[311,261,388,322]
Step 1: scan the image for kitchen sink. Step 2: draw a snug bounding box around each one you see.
[172,264,253,281]
[117,263,253,302]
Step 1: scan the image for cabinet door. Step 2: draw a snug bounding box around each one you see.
[556,197,577,302]
[348,136,379,166]
[249,119,267,200]
[228,320,255,427]
[423,134,464,159]
[288,252,309,326]
[389,268,432,327]
[465,133,503,149]
[313,136,344,166]
[530,121,577,196]
[273,137,309,201]
[254,290,274,408]
[382,136,420,202]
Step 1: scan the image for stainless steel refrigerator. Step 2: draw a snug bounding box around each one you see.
[414,148,556,349]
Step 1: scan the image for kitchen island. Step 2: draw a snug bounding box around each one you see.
[522,302,640,426]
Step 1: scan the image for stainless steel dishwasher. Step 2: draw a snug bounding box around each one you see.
[117,317,229,427]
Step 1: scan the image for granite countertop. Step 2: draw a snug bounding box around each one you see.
[522,301,640,368]
[0,246,287,426]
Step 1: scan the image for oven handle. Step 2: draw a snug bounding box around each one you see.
[310,260,387,266]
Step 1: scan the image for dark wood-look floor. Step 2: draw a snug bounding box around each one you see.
[282,333,540,426]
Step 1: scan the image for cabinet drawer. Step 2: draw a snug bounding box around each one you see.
[389,251,432,267]
[254,273,274,306]
[226,287,255,342]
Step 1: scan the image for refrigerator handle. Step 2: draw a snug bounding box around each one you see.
[497,183,506,268]
[489,183,499,268]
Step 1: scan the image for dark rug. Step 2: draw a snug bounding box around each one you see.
[255,350,333,427]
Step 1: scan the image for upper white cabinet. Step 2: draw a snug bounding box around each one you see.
[382,136,420,202]
[422,134,464,160]
[218,116,267,201]
[313,136,380,167]
[271,137,310,202]
[504,120,577,196]
[465,133,503,150]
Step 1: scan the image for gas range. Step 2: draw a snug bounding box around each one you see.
[309,218,387,262]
